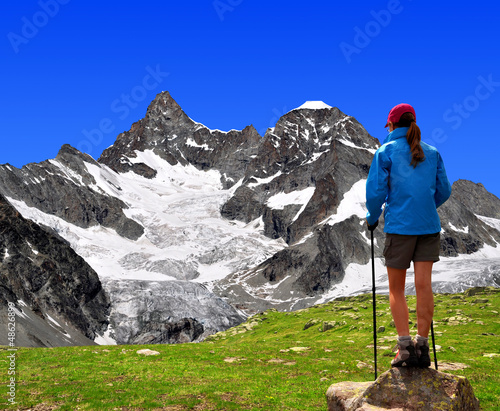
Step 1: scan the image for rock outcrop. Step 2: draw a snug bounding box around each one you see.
[439,180,500,256]
[0,194,110,347]
[326,368,480,410]
[450,179,500,219]
[0,145,144,240]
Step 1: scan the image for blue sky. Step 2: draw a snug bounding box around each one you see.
[2,0,500,197]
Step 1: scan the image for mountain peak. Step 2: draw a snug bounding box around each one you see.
[292,101,333,111]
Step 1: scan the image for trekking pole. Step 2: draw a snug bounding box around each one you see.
[430,320,438,370]
[370,230,377,380]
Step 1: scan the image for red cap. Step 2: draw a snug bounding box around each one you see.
[385,103,416,127]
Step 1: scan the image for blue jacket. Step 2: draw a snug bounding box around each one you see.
[366,127,452,234]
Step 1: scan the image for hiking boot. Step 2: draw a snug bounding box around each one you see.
[415,337,431,368]
[391,337,418,368]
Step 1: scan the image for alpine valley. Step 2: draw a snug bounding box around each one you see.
[1,92,499,347]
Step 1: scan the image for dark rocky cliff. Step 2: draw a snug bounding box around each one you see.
[0,194,110,347]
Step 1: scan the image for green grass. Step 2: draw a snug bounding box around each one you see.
[1,287,499,410]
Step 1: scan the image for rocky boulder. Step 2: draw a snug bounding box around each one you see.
[326,368,479,410]
[133,317,204,345]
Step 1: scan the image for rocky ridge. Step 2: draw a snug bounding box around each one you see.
[99,91,261,189]
[0,145,143,240]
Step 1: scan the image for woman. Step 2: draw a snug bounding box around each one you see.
[365,103,452,368]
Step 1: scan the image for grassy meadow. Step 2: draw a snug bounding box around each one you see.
[1,287,499,410]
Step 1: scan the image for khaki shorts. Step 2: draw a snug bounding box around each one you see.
[383,232,441,269]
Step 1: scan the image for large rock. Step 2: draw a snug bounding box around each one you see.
[326,368,479,411]
[133,317,204,345]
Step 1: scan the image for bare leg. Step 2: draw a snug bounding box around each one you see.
[387,266,410,336]
[414,261,434,338]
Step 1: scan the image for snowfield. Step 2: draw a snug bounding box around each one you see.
[8,150,287,285]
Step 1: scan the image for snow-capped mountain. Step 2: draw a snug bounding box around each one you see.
[1,92,499,347]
